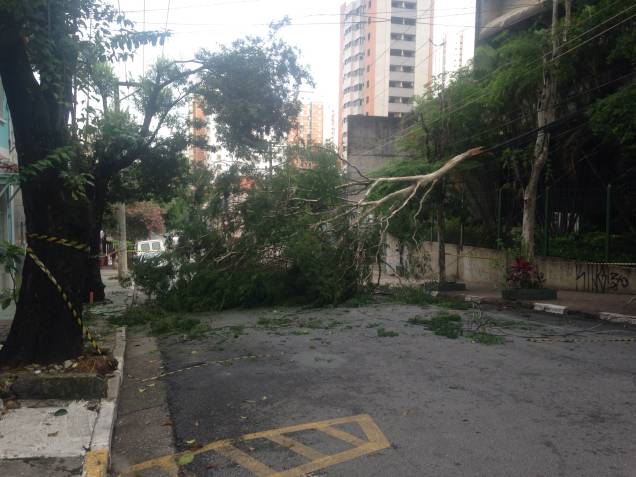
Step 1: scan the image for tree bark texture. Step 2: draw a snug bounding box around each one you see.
[0,25,89,365]
[522,0,559,261]
[84,176,108,303]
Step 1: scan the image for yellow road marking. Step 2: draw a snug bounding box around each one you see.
[81,449,109,477]
[320,426,366,447]
[267,434,326,461]
[121,414,390,476]
[216,444,276,476]
[270,442,381,477]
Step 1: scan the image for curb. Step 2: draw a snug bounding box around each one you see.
[458,292,635,324]
[599,312,636,326]
[82,326,126,477]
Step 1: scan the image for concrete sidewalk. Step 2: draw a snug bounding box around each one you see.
[378,273,636,319]
[0,269,130,477]
[442,283,636,317]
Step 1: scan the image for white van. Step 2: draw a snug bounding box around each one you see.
[135,239,165,260]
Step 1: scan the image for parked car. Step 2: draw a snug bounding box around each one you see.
[135,239,165,261]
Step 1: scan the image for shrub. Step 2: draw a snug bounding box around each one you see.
[505,257,545,289]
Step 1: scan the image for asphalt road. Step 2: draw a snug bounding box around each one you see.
[131,303,636,476]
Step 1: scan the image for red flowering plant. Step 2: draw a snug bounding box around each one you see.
[506,257,545,289]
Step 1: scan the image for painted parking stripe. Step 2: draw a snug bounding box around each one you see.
[216,443,276,476]
[267,434,326,461]
[121,414,390,477]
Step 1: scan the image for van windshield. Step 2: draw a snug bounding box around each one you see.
[140,243,151,252]
[151,242,161,251]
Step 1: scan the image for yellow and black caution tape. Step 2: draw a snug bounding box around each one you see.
[27,233,90,253]
[26,247,102,355]
[139,353,278,383]
[529,336,636,344]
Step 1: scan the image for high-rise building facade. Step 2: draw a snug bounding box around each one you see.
[190,99,208,164]
[190,99,237,168]
[338,0,435,155]
[288,102,325,146]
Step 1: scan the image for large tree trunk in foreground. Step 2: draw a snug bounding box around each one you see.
[0,25,90,366]
[0,151,90,365]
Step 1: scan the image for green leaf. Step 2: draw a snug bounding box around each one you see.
[177,452,194,466]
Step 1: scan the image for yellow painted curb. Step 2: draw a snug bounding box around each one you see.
[82,448,109,477]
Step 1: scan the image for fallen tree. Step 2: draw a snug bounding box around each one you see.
[0,2,309,365]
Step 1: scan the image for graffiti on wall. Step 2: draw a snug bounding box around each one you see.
[576,263,631,293]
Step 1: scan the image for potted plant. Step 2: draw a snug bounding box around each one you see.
[502,257,557,300]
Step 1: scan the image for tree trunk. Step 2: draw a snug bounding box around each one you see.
[437,204,446,283]
[84,177,108,303]
[85,228,106,303]
[0,153,90,366]
[521,0,559,261]
[0,27,91,366]
[522,133,550,260]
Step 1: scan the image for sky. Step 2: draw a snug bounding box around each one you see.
[115,0,476,141]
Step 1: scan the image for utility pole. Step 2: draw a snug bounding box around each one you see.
[114,84,128,278]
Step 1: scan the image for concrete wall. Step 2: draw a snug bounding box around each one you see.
[476,0,548,43]
[384,235,636,295]
[346,115,403,179]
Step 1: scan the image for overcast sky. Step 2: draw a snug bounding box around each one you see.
[115,0,475,127]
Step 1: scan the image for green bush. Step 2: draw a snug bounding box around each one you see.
[549,232,636,262]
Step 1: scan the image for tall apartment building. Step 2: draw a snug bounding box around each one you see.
[190,99,208,164]
[288,102,325,146]
[190,99,237,167]
[338,0,435,155]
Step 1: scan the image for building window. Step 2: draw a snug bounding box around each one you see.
[367,65,371,72]
[388,96,413,104]
[389,80,415,89]
[391,33,416,41]
[391,16,416,26]
[366,80,370,88]
[392,1,416,9]
[390,64,415,73]
[390,49,415,57]
[366,96,369,104]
